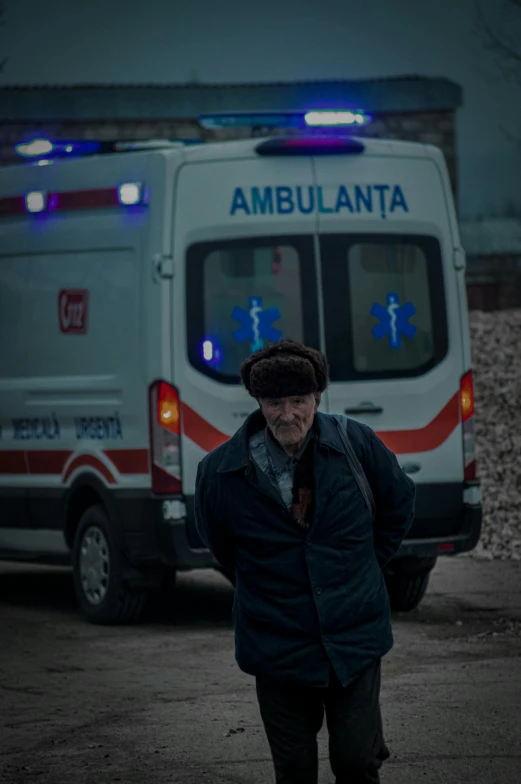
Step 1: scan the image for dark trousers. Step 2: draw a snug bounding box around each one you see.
[255,659,390,784]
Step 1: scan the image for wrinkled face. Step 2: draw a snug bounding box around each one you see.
[260,393,321,450]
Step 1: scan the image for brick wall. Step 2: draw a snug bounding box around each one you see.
[466,255,521,311]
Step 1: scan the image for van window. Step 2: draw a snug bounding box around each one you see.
[320,234,448,380]
[186,236,320,383]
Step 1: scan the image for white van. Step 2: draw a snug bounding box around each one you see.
[0,133,482,623]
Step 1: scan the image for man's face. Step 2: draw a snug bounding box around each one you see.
[260,393,321,450]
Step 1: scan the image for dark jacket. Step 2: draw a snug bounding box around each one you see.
[195,410,415,687]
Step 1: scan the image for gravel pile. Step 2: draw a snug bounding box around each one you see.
[467,309,521,561]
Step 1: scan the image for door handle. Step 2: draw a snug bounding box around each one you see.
[344,402,383,415]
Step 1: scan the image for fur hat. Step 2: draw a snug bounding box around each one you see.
[240,340,329,399]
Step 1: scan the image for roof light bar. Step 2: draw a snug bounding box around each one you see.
[114,140,186,152]
[199,113,303,130]
[304,110,371,127]
[199,110,372,130]
[15,139,102,160]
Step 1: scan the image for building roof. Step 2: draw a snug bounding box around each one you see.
[0,76,462,122]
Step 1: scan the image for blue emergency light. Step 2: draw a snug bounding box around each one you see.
[15,138,204,162]
[304,110,370,126]
[15,139,102,159]
[16,139,54,157]
[198,110,372,130]
[200,339,222,367]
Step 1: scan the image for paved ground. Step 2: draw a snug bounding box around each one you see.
[0,556,520,784]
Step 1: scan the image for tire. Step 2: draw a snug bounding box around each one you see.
[385,568,432,612]
[72,504,147,624]
[144,567,177,620]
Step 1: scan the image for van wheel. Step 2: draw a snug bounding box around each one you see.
[146,567,178,618]
[72,504,146,624]
[385,560,434,612]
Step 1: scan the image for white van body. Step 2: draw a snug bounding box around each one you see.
[0,135,482,622]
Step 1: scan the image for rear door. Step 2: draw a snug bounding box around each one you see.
[172,154,320,503]
[313,151,465,484]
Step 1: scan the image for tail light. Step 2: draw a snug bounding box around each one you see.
[149,380,182,495]
[460,371,477,481]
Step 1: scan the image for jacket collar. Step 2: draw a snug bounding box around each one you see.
[216,409,345,474]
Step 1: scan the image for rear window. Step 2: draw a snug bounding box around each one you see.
[320,234,448,381]
[186,236,319,383]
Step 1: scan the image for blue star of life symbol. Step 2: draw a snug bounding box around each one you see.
[370,293,417,349]
[232,296,282,352]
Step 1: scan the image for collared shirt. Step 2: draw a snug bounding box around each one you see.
[249,426,313,509]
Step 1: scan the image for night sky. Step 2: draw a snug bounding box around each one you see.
[2,0,521,220]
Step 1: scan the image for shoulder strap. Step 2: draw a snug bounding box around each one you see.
[332,416,376,521]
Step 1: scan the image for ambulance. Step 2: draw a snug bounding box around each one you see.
[0,119,482,623]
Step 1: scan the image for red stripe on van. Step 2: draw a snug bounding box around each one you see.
[375,393,460,454]
[105,448,149,474]
[181,394,461,456]
[63,454,117,485]
[27,450,73,474]
[0,451,28,474]
[0,195,26,216]
[182,403,229,452]
[0,449,148,481]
